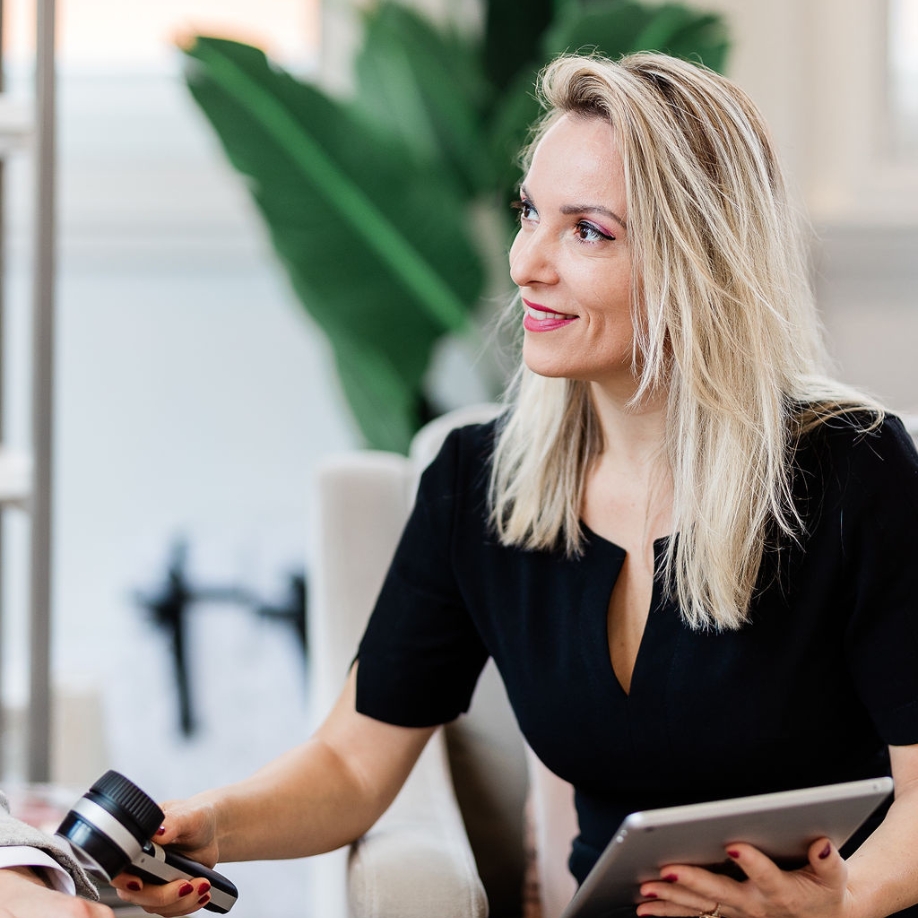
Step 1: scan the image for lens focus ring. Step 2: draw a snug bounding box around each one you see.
[89,770,164,841]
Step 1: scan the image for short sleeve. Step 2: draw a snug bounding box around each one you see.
[841,416,918,745]
[355,428,490,727]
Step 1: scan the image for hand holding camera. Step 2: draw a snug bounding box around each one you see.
[56,770,237,914]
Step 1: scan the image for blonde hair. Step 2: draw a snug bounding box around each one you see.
[489,52,879,631]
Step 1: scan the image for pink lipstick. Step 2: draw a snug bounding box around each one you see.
[522,299,578,332]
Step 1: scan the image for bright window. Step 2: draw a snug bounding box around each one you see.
[889,0,918,159]
[5,0,320,68]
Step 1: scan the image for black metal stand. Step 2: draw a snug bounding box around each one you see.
[134,538,307,737]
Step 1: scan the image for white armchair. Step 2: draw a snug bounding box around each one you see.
[308,405,578,918]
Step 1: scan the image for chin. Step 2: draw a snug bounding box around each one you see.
[521,351,576,381]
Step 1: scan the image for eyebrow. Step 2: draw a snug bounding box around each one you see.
[520,184,627,232]
[561,204,627,232]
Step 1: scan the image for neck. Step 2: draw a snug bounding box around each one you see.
[589,380,668,473]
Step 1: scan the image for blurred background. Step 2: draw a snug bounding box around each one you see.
[0,1,914,916]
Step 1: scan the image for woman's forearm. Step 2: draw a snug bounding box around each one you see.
[191,668,435,863]
[203,737,382,861]
[845,754,918,918]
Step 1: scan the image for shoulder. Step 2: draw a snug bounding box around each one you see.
[422,417,502,491]
[794,409,918,517]
[798,410,917,474]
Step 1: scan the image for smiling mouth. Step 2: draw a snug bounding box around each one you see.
[524,301,578,321]
[527,306,574,321]
[522,300,579,333]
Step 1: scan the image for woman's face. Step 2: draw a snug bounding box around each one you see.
[509,113,637,392]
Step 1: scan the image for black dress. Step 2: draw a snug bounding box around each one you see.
[356,414,918,913]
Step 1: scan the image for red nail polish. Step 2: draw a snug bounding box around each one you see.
[156,826,166,835]
[819,843,831,859]
[179,883,194,897]
[198,881,211,895]
[644,891,659,899]
[663,873,678,883]
[727,849,740,859]
[199,894,211,906]
[127,881,141,892]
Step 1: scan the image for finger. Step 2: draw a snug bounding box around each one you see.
[154,799,218,867]
[723,841,786,894]
[806,837,847,887]
[114,876,211,917]
[154,801,186,847]
[109,873,142,892]
[636,899,711,917]
[640,865,741,916]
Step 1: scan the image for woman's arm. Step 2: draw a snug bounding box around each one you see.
[843,743,918,918]
[111,665,436,915]
[202,664,436,862]
[637,744,918,918]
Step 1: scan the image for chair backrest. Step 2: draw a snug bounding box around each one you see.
[311,404,579,918]
[407,404,579,918]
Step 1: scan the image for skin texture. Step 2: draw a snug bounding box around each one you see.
[0,866,115,918]
[113,113,918,918]
[510,114,635,396]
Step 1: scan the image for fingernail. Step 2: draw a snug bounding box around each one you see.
[156,826,166,836]
[819,842,831,859]
[727,849,740,859]
[127,881,141,892]
[198,881,211,895]
[644,891,659,899]
[199,894,211,906]
[663,873,678,882]
[179,883,195,897]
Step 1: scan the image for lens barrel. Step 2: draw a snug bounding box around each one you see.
[57,770,165,880]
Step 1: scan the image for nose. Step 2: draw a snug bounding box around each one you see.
[509,227,559,288]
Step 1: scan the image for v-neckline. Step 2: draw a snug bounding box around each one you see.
[580,524,671,698]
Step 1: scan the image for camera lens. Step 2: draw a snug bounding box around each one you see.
[57,770,164,880]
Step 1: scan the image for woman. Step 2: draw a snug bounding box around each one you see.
[116,53,918,918]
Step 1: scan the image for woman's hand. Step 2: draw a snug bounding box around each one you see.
[109,796,219,916]
[110,875,214,917]
[636,837,852,918]
[0,865,116,917]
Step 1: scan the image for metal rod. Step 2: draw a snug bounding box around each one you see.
[27,0,56,783]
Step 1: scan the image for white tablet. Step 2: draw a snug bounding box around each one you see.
[560,777,894,918]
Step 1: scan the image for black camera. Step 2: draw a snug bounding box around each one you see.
[56,770,238,914]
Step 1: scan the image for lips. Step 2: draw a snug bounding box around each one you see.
[522,299,578,332]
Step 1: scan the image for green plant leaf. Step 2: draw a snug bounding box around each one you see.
[482,0,556,95]
[487,64,544,210]
[183,37,485,450]
[332,335,420,454]
[355,2,496,197]
[543,0,729,68]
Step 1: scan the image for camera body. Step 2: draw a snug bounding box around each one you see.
[56,770,237,914]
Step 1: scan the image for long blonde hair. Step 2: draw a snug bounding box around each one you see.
[489,52,879,631]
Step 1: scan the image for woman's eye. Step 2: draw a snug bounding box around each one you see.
[576,221,614,243]
[512,199,537,223]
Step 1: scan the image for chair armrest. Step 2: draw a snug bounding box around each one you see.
[348,729,488,918]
